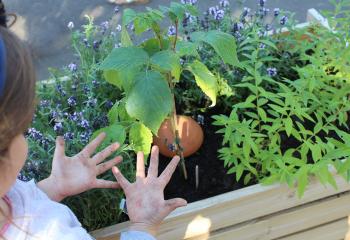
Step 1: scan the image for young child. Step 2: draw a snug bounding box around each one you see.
[0,3,186,240]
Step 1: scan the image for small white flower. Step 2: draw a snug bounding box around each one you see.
[67,21,74,30]
[116,24,122,32]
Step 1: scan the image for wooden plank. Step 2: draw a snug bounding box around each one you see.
[187,191,350,240]
[92,172,350,240]
[278,218,348,240]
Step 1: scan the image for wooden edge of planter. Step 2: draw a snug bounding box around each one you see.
[91,170,350,240]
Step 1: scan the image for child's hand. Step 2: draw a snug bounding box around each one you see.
[112,146,187,236]
[37,132,121,202]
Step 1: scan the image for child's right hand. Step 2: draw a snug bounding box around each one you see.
[112,146,187,236]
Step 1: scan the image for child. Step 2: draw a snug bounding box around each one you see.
[0,3,186,240]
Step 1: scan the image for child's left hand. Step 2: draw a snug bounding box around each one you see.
[37,132,122,202]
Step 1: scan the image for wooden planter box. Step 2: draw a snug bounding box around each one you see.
[90,9,348,240]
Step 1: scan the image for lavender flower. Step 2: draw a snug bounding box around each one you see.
[259,43,266,49]
[86,98,97,107]
[274,8,280,17]
[56,84,66,97]
[68,112,82,122]
[79,119,90,129]
[40,100,50,108]
[92,79,99,87]
[208,6,218,16]
[80,131,92,144]
[50,111,60,120]
[265,24,272,31]
[267,67,278,77]
[28,128,44,141]
[280,16,288,25]
[116,24,122,32]
[242,7,251,18]
[67,21,74,30]
[215,9,225,20]
[93,40,102,50]
[83,38,89,47]
[168,26,176,36]
[54,122,64,133]
[181,0,197,5]
[219,0,230,8]
[64,132,74,141]
[114,6,120,14]
[83,85,90,94]
[105,100,114,109]
[197,114,205,125]
[232,22,244,33]
[67,96,77,106]
[68,62,78,72]
[100,21,109,34]
[259,0,266,7]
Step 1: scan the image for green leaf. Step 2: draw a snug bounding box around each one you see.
[310,144,322,162]
[258,108,268,122]
[236,164,244,181]
[103,69,137,92]
[107,102,119,124]
[92,124,126,147]
[125,71,173,134]
[129,122,153,157]
[176,41,199,57]
[150,50,181,80]
[100,47,149,72]
[187,60,218,107]
[121,26,133,47]
[141,38,161,56]
[297,165,309,198]
[192,30,240,67]
[122,8,137,26]
[284,117,293,137]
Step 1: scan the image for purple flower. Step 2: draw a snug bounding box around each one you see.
[116,24,122,32]
[168,26,176,36]
[67,96,77,106]
[93,40,102,50]
[274,8,280,17]
[280,16,288,25]
[197,114,205,125]
[56,85,66,96]
[92,80,99,87]
[208,6,219,16]
[28,128,44,141]
[40,100,50,108]
[54,122,64,133]
[68,62,78,72]
[259,43,266,49]
[242,7,251,18]
[114,6,120,14]
[265,24,272,31]
[167,143,176,152]
[68,112,82,122]
[259,0,266,7]
[79,119,90,129]
[80,131,92,144]
[105,100,114,109]
[219,0,229,8]
[83,38,89,47]
[83,85,90,94]
[267,67,277,77]
[232,22,244,32]
[215,9,225,20]
[86,98,97,107]
[51,111,59,119]
[64,132,74,141]
[181,0,197,5]
[100,21,109,34]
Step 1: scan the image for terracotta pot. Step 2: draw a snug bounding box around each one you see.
[153,115,204,158]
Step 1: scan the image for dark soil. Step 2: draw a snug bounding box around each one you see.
[157,111,245,203]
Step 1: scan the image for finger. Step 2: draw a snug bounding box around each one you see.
[164,198,187,214]
[94,179,120,189]
[96,156,123,176]
[54,136,65,159]
[147,146,159,178]
[136,151,145,178]
[93,142,120,165]
[159,156,180,186]
[112,166,130,190]
[81,132,106,156]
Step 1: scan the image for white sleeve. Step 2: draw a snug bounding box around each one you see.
[121,231,156,240]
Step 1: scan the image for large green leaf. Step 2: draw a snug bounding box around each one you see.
[150,50,181,80]
[125,71,173,134]
[103,69,137,91]
[122,8,137,26]
[187,60,218,106]
[176,41,199,57]
[91,124,126,147]
[121,26,133,47]
[129,122,153,157]
[192,30,240,67]
[99,47,149,72]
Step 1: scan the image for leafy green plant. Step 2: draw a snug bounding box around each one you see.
[213,5,350,197]
[99,2,239,177]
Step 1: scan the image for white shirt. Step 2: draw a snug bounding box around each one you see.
[3,180,155,240]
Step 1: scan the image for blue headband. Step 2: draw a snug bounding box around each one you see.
[0,35,6,97]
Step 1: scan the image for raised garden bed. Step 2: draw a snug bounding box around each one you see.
[91,9,350,240]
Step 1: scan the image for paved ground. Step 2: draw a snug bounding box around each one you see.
[4,0,333,80]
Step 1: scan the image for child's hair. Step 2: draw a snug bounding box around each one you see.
[0,20,36,159]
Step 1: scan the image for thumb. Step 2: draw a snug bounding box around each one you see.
[54,136,65,158]
[164,198,187,214]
